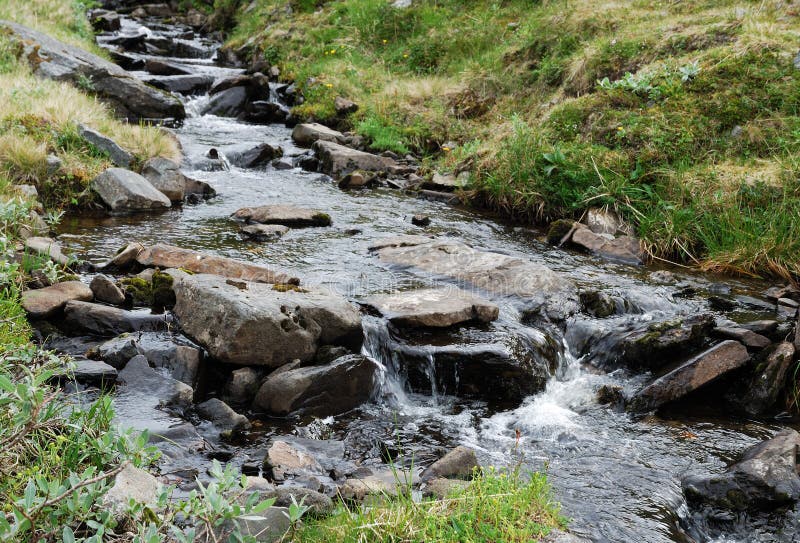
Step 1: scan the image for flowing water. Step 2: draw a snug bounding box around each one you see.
[55,15,800,542]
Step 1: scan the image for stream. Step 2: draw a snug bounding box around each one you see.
[51,13,800,543]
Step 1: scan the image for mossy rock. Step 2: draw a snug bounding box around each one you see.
[579,290,617,318]
[119,269,175,308]
[272,283,309,293]
[311,212,332,227]
[546,219,577,245]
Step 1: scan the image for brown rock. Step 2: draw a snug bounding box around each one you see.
[21,281,93,318]
[713,326,771,349]
[571,228,644,264]
[364,288,499,328]
[421,446,479,482]
[232,205,332,227]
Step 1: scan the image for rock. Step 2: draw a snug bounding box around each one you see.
[97,335,139,369]
[629,341,750,412]
[585,207,629,236]
[570,228,643,265]
[232,205,332,228]
[544,530,592,543]
[312,140,396,178]
[272,158,293,170]
[141,157,186,202]
[223,367,260,406]
[1,22,185,121]
[24,237,69,266]
[252,354,376,416]
[88,9,121,32]
[371,237,578,321]
[739,342,796,416]
[741,320,779,336]
[422,477,470,499]
[411,214,430,227]
[264,440,324,481]
[765,285,800,303]
[21,281,93,319]
[135,243,297,284]
[103,464,159,517]
[183,177,216,200]
[77,124,132,168]
[338,171,374,189]
[144,59,191,76]
[117,355,193,408]
[135,335,202,387]
[421,446,479,482]
[340,471,409,500]
[597,384,624,405]
[11,184,39,200]
[243,101,287,124]
[225,143,283,168]
[197,398,250,432]
[364,288,499,328]
[334,96,359,115]
[201,86,248,117]
[545,220,579,246]
[579,289,617,318]
[90,274,126,305]
[92,168,172,213]
[145,74,214,95]
[682,429,800,511]
[421,172,466,192]
[291,123,345,146]
[209,75,252,94]
[712,326,771,350]
[173,274,362,367]
[234,506,290,542]
[240,224,289,241]
[262,487,333,516]
[69,359,118,386]
[63,301,171,336]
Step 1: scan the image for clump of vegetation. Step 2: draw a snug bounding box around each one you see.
[226,0,800,278]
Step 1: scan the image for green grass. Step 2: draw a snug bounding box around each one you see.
[224,0,800,278]
[297,467,566,543]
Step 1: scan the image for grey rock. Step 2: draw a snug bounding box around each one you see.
[88,9,121,32]
[334,96,358,115]
[24,236,69,266]
[1,22,184,121]
[584,207,630,236]
[411,214,430,226]
[200,86,248,117]
[145,59,191,76]
[371,236,578,321]
[262,486,333,516]
[46,155,62,175]
[232,204,331,227]
[11,184,39,199]
[571,227,643,265]
[146,74,214,95]
[291,123,345,146]
[117,355,193,408]
[197,398,250,432]
[90,274,126,305]
[92,168,171,212]
[421,446,479,482]
[136,334,202,387]
[683,429,800,511]
[421,172,466,192]
[63,301,171,336]
[364,288,499,328]
[173,274,362,367]
[69,359,118,386]
[223,367,260,406]
[740,342,795,416]
[22,281,92,319]
[102,464,159,517]
[240,223,289,241]
[233,506,290,542]
[422,477,469,499]
[183,176,216,200]
[97,335,140,369]
[629,341,750,412]
[713,326,771,349]
[252,354,376,416]
[263,436,347,481]
[225,143,283,168]
[78,124,133,168]
[312,140,396,178]
[141,157,186,202]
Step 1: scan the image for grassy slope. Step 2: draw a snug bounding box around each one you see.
[226,0,800,278]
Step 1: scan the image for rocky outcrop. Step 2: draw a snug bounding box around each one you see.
[128,243,298,284]
[291,123,345,146]
[629,340,750,412]
[312,140,396,178]
[92,168,172,212]
[1,21,185,121]
[252,354,376,416]
[232,205,332,228]
[173,274,362,367]
[22,281,93,319]
[370,236,578,321]
[364,288,499,328]
[683,429,800,511]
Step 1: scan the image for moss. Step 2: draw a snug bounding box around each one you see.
[272,283,309,293]
[312,212,332,227]
[151,270,176,308]
[120,270,176,308]
[546,219,577,245]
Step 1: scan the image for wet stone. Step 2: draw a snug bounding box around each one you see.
[364,288,499,328]
[22,281,93,319]
[90,274,126,306]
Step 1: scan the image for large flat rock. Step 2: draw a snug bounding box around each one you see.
[1,21,185,121]
[173,274,362,367]
[92,168,171,213]
[232,204,331,228]
[312,140,396,177]
[22,281,93,319]
[291,123,345,146]
[364,287,499,328]
[629,340,750,412]
[371,236,578,320]
[133,243,298,284]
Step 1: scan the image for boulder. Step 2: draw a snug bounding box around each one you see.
[243,101,287,124]
[145,74,215,95]
[225,143,283,169]
[421,172,468,192]
[144,59,191,76]
[712,326,771,350]
[682,429,800,511]
[234,506,290,542]
[739,342,795,416]
[69,359,118,386]
[197,398,250,432]
[117,354,193,408]
[134,243,297,284]
[97,335,140,369]
[629,341,750,412]
[422,477,469,499]
[24,237,69,266]
[21,281,93,319]
[88,9,121,32]
[173,274,362,367]
[135,334,202,387]
[1,22,185,121]
[364,288,499,328]
[584,207,630,236]
[223,367,260,406]
[200,86,248,117]
[291,123,345,146]
[141,157,186,202]
[232,205,332,228]
[183,177,216,201]
[102,464,159,517]
[90,274,126,305]
[411,214,431,227]
[263,436,348,482]
[371,237,578,321]
[78,124,133,168]
[421,446,479,482]
[252,354,376,416]
[312,140,396,178]
[260,487,334,516]
[92,168,171,213]
[334,97,358,115]
[240,224,289,241]
[63,301,171,336]
[570,228,643,265]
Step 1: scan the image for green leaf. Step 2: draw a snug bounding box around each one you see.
[62,526,77,543]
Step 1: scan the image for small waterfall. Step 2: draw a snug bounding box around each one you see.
[361,316,411,408]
